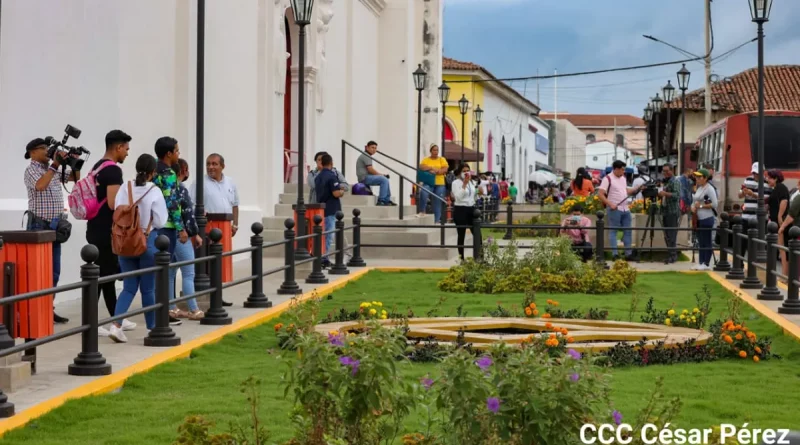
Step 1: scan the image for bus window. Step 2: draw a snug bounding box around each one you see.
[749,115,800,169]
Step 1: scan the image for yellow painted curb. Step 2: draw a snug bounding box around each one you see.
[374,267,451,273]
[0,268,370,437]
[706,272,800,342]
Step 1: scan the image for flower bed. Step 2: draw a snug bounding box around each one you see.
[560,194,604,214]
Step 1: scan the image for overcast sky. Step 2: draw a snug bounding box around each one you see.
[443,0,799,116]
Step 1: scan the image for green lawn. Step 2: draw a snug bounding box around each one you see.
[4,271,800,444]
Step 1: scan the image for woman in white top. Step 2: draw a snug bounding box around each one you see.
[690,168,718,271]
[109,154,168,343]
[451,162,477,261]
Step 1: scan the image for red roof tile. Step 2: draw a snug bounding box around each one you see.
[442,56,540,113]
[538,113,645,128]
[672,65,800,112]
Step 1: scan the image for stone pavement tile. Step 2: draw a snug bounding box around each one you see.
[4,258,366,414]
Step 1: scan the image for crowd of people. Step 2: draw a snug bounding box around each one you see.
[24,131,241,342]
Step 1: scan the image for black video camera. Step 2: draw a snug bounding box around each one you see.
[45,125,90,173]
[640,179,659,200]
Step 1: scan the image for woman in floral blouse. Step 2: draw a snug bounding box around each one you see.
[168,158,204,321]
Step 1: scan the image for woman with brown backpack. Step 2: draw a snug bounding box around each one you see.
[108,154,168,343]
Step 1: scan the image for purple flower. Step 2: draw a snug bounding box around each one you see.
[567,349,582,360]
[487,237,495,244]
[612,410,623,425]
[421,377,434,390]
[475,356,493,371]
[328,332,344,347]
[339,356,360,376]
[570,373,580,382]
[487,397,501,413]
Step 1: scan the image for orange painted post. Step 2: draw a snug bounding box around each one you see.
[0,231,55,339]
[206,214,233,283]
[294,203,325,256]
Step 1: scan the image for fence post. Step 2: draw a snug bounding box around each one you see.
[329,211,349,275]
[472,209,483,261]
[244,222,271,308]
[778,227,800,314]
[306,215,328,284]
[440,199,446,246]
[0,242,12,352]
[278,218,302,295]
[741,226,763,289]
[595,211,607,268]
[714,213,731,272]
[144,235,181,347]
[68,245,112,376]
[503,202,513,240]
[201,229,233,325]
[399,180,404,220]
[726,216,745,280]
[347,209,366,267]
[758,222,783,300]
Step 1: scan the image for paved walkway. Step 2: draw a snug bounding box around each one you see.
[1,249,799,428]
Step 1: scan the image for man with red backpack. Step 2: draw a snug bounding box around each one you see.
[85,130,131,335]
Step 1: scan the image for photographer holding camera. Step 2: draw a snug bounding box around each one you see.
[560,203,593,262]
[691,169,718,271]
[23,138,81,324]
[658,164,682,264]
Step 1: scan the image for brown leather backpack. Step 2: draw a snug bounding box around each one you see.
[112,182,155,257]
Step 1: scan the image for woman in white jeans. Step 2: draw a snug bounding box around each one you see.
[169,158,204,321]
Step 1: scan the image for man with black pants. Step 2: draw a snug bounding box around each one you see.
[87,130,130,337]
[315,154,344,267]
[23,138,80,323]
[658,164,682,264]
[153,137,186,325]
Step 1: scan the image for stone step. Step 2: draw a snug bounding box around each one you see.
[279,193,377,207]
[262,215,436,231]
[282,183,396,202]
[261,227,442,246]
[273,203,416,220]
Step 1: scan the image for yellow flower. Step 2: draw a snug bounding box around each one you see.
[667,309,675,316]
[329,330,339,337]
[679,314,685,320]
[360,302,371,308]
[682,309,689,315]
[381,309,387,315]
[665,318,671,326]
[691,316,696,322]
[692,308,700,314]
[380,314,387,320]
[369,308,377,316]
[372,301,383,307]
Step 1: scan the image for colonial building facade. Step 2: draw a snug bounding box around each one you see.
[0,0,442,286]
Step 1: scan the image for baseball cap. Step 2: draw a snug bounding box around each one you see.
[751,162,760,174]
[693,168,710,178]
[25,138,47,160]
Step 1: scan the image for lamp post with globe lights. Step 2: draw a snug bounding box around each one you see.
[458,94,469,163]
[474,105,483,174]
[438,82,450,162]
[652,94,663,177]
[749,0,773,262]
[662,81,675,172]
[677,64,691,173]
[413,64,427,170]
[644,103,653,163]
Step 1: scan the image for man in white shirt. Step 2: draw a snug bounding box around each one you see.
[191,153,240,236]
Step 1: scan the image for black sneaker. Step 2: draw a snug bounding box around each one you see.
[54,313,69,324]
[222,300,233,307]
[169,316,182,326]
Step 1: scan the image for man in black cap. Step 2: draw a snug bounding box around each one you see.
[23,138,80,323]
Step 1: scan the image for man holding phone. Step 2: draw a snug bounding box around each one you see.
[560,203,592,262]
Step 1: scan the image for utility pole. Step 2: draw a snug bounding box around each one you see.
[613,117,618,162]
[704,0,712,126]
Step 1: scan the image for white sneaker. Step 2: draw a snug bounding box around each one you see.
[697,264,710,271]
[98,325,111,337]
[109,324,128,343]
[121,319,137,331]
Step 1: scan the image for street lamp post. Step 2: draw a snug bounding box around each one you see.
[458,94,469,164]
[413,64,427,171]
[677,64,691,173]
[750,0,772,262]
[652,94,663,178]
[438,82,450,162]
[290,0,315,259]
[474,105,483,174]
[662,80,675,170]
[194,0,210,290]
[644,104,653,163]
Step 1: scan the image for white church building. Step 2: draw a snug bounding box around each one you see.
[0,0,444,285]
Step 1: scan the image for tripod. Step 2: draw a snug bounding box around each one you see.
[638,197,660,262]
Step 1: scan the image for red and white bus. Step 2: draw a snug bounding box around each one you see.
[694,110,800,212]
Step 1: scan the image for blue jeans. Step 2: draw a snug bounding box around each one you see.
[363,175,391,203]
[116,231,158,330]
[419,184,447,223]
[607,209,632,257]
[698,217,715,266]
[324,215,336,257]
[169,239,200,312]
[26,217,61,288]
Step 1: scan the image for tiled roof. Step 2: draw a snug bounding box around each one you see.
[442,56,540,113]
[538,113,645,128]
[672,65,800,112]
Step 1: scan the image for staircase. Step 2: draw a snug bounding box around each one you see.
[262,183,462,260]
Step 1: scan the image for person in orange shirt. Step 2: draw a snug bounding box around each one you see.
[571,167,594,197]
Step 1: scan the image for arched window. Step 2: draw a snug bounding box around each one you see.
[586,134,596,143]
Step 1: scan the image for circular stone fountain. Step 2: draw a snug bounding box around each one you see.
[315,317,711,352]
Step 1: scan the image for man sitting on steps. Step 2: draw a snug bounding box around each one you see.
[356,140,396,206]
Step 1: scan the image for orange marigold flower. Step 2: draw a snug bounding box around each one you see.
[753,356,760,363]
[529,302,536,309]
[545,322,553,329]
[549,333,557,339]
[739,350,747,358]
[543,313,552,319]
[722,335,733,344]
[561,328,569,335]
[533,309,540,316]
[755,346,762,354]
[735,324,742,331]
[735,333,743,341]
[567,337,574,343]
[274,323,284,332]
[525,307,533,316]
